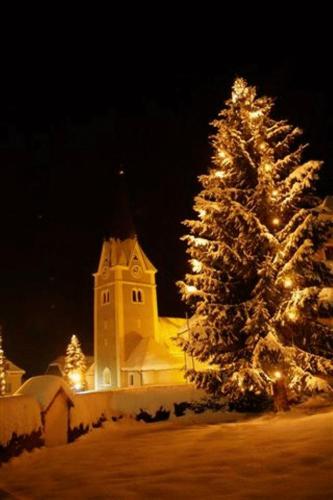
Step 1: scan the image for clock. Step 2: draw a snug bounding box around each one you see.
[131,264,142,278]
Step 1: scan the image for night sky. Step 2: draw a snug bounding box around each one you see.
[1,59,333,377]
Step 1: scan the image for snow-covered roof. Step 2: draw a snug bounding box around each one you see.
[97,237,156,273]
[158,317,186,338]
[15,375,74,412]
[123,337,182,371]
[5,359,25,373]
[158,317,186,357]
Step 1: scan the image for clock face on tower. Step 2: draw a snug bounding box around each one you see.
[131,264,142,278]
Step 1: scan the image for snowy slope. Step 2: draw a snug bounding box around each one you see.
[0,403,332,499]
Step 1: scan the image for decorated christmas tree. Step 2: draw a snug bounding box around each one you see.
[64,334,87,391]
[178,78,333,410]
[0,332,7,396]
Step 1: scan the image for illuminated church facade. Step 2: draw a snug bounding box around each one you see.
[93,235,187,389]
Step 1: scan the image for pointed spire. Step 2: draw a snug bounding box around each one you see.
[109,168,136,241]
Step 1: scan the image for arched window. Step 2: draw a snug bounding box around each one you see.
[132,288,144,303]
[102,290,110,305]
[103,367,112,386]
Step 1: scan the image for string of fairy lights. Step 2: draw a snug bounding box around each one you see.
[184,135,303,327]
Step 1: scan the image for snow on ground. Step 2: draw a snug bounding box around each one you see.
[0,403,333,499]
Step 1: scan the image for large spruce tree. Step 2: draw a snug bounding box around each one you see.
[178,78,333,409]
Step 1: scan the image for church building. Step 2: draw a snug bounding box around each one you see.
[93,172,187,390]
[94,236,187,389]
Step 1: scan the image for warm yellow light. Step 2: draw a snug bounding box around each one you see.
[69,371,82,390]
[185,285,197,294]
[272,217,280,226]
[284,277,293,288]
[194,237,208,247]
[272,189,278,197]
[215,170,225,178]
[259,142,266,151]
[264,162,272,172]
[249,110,261,120]
[274,370,282,380]
[199,209,206,218]
[191,259,202,273]
[218,150,226,158]
[287,308,298,321]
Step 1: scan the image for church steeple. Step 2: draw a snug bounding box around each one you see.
[109,169,136,241]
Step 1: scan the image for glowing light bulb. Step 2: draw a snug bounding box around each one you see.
[185,285,197,294]
[215,170,225,178]
[287,308,298,322]
[264,162,272,172]
[284,277,293,289]
[274,370,282,380]
[272,189,278,197]
[69,371,82,390]
[249,110,261,120]
[259,142,266,151]
[199,209,206,218]
[191,259,202,273]
[272,217,280,226]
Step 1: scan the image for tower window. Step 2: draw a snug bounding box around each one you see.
[103,367,112,386]
[102,290,110,305]
[132,288,144,303]
[129,374,134,386]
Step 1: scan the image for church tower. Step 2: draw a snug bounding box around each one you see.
[93,173,160,389]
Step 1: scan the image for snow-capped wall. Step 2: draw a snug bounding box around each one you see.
[70,391,112,430]
[0,395,42,447]
[110,384,206,417]
[15,375,74,411]
[69,384,206,430]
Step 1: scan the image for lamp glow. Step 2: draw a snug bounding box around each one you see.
[215,170,225,178]
[69,371,82,391]
[284,277,293,288]
[249,110,261,120]
[272,217,280,226]
[287,308,298,321]
[185,285,197,294]
[274,370,282,380]
[199,209,206,218]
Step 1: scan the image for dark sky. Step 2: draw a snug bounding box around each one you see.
[1,59,333,376]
